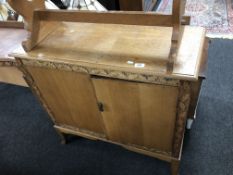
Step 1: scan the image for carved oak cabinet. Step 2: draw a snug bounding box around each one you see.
[4,0,208,175]
[12,22,208,175]
[9,2,208,175]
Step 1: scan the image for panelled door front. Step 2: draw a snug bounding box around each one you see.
[26,67,105,135]
[92,78,179,152]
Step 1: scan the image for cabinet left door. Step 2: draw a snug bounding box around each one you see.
[26,66,105,135]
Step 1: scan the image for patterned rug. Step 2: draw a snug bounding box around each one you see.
[157,0,233,38]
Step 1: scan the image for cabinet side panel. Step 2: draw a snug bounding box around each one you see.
[92,78,179,152]
[27,67,105,134]
[139,83,178,152]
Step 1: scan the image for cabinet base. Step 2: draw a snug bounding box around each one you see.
[54,124,181,175]
[171,159,180,175]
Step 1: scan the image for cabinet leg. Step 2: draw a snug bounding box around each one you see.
[187,110,196,129]
[186,118,194,130]
[171,159,180,175]
[54,128,66,144]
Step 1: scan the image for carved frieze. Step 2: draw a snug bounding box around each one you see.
[172,81,191,158]
[19,58,180,86]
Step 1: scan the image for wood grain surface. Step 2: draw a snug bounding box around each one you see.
[26,67,105,134]
[92,77,179,152]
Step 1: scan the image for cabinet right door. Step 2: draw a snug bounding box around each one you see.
[92,78,179,153]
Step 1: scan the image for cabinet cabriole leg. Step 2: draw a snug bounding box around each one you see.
[171,159,180,175]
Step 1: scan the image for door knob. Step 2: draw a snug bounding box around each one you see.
[98,102,104,112]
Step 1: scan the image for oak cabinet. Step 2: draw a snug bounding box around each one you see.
[5,1,209,174]
[12,23,208,175]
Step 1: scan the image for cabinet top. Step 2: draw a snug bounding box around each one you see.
[12,22,206,81]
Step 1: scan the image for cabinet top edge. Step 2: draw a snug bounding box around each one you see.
[11,24,206,82]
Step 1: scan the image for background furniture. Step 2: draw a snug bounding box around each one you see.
[97,0,119,10]
[0,1,27,86]
[119,0,157,11]
[0,22,27,87]
[98,0,158,11]
[0,5,22,27]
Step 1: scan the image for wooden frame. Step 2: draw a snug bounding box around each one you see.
[9,0,190,74]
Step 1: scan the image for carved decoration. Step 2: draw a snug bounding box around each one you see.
[128,144,172,156]
[172,81,191,158]
[19,58,180,86]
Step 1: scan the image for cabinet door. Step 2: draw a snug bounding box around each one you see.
[27,67,105,134]
[92,78,179,152]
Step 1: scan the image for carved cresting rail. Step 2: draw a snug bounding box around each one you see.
[8,0,190,72]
